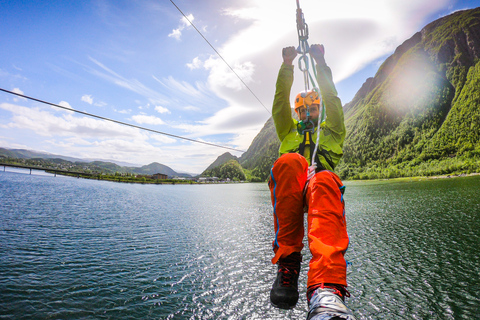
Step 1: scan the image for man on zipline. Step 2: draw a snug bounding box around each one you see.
[269,44,356,319]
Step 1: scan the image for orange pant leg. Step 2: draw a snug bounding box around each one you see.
[306,170,349,287]
[269,153,308,264]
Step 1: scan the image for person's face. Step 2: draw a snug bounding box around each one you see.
[297,104,319,121]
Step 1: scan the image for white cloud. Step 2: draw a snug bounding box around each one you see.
[168,28,182,40]
[204,57,255,91]
[168,14,194,41]
[150,134,176,144]
[57,101,74,114]
[187,57,202,70]
[171,101,266,152]
[81,94,93,104]
[12,87,24,95]
[0,102,196,168]
[0,102,146,139]
[215,0,452,88]
[131,114,165,125]
[12,88,26,102]
[58,101,73,109]
[155,105,170,114]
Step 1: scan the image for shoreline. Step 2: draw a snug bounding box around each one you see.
[345,172,480,183]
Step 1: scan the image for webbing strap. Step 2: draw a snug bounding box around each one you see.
[297,131,335,171]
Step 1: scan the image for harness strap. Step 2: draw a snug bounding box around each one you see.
[297,130,335,171]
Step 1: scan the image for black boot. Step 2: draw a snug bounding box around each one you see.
[270,252,302,309]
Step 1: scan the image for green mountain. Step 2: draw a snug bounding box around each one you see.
[337,7,480,179]
[202,159,246,181]
[212,7,480,181]
[204,152,239,171]
[129,162,179,177]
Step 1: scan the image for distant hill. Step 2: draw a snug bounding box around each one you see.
[130,162,179,177]
[202,159,246,181]
[0,147,138,167]
[0,148,87,163]
[203,152,239,172]
[0,147,188,178]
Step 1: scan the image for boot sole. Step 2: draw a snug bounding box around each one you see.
[271,301,297,310]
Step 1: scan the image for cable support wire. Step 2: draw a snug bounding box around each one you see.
[0,88,246,153]
[169,0,270,115]
[295,0,318,92]
[295,0,325,166]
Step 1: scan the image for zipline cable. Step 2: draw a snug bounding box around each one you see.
[0,88,247,153]
[168,0,270,115]
[295,0,325,167]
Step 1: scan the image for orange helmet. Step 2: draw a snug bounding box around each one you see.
[294,90,320,112]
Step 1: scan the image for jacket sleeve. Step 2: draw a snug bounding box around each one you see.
[272,63,296,142]
[316,63,346,148]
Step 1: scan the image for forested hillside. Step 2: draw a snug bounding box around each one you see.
[201,159,246,181]
[337,7,480,179]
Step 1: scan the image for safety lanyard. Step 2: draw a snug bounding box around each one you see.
[295,0,326,166]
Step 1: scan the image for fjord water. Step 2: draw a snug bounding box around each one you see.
[1,171,479,319]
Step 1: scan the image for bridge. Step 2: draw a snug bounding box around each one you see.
[0,162,95,178]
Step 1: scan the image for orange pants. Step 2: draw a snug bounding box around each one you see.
[269,153,349,287]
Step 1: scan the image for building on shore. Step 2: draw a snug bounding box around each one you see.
[152,173,168,180]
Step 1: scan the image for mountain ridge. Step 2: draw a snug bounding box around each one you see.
[0,147,190,177]
[337,7,480,178]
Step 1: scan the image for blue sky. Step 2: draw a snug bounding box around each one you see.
[1,0,479,174]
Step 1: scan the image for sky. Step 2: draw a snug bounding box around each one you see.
[1,0,479,174]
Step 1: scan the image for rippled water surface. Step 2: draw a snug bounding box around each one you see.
[1,171,479,319]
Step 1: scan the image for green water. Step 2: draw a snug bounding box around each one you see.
[344,176,480,319]
[0,171,479,319]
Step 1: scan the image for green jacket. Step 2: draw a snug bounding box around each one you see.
[272,63,346,170]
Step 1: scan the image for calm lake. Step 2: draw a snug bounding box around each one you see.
[1,170,479,319]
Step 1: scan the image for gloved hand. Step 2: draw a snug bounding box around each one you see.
[310,44,326,65]
[282,46,297,65]
[307,164,317,181]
